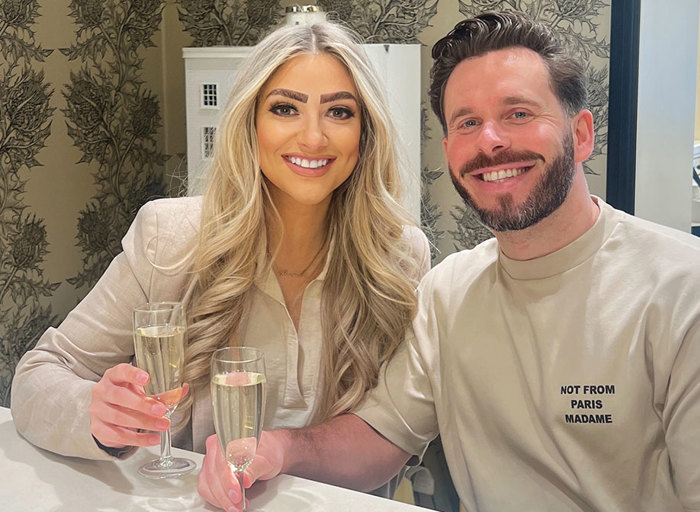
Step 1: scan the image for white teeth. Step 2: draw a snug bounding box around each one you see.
[288,156,328,169]
[482,168,525,182]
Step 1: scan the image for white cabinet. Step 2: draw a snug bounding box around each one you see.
[183,44,421,221]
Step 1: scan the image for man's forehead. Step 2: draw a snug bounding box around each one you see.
[443,47,555,109]
[449,46,548,84]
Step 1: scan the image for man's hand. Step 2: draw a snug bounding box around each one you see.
[198,431,285,511]
[89,363,188,450]
[198,415,410,510]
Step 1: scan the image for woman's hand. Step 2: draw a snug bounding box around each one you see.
[89,363,182,450]
[198,431,285,511]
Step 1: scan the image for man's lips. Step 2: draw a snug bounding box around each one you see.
[459,151,544,180]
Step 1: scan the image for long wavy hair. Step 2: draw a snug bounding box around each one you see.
[179,22,422,426]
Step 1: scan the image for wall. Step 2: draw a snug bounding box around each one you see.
[636,0,699,231]
[0,1,611,406]
[0,0,172,405]
[696,8,700,141]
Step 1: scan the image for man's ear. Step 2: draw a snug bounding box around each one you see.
[571,109,594,163]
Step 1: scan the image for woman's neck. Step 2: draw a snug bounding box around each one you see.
[268,195,331,274]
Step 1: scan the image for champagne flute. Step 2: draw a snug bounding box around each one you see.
[133,302,196,478]
[211,347,266,512]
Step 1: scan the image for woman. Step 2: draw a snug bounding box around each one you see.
[11,21,429,471]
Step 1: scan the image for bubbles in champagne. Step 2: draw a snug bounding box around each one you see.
[211,372,266,472]
[133,325,186,410]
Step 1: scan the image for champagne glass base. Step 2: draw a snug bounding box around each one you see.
[138,457,197,479]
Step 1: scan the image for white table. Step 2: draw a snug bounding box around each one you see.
[0,407,424,511]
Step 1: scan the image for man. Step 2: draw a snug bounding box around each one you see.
[199,11,700,512]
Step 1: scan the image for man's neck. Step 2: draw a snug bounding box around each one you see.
[494,171,600,261]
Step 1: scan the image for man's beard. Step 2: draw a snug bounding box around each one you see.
[449,132,576,232]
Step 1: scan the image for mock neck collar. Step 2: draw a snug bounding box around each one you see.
[498,197,619,280]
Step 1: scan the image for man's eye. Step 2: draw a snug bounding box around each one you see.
[328,107,354,120]
[462,119,478,128]
[270,104,296,116]
[512,111,529,119]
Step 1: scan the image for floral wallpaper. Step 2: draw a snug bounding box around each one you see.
[0,0,612,416]
[62,0,168,288]
[177,0,284,46]
[0,0,57,405]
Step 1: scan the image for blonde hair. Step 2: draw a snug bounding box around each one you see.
[180,22,421,425]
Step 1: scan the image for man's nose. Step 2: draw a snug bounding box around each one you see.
[475,120,510,156]
[297,117,327,151]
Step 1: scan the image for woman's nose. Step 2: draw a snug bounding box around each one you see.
[297,117,327,150]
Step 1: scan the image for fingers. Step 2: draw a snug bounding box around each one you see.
[199,434,241,511]
[89,363,168,449]
[244,430,284,485]
[91,422,162,449]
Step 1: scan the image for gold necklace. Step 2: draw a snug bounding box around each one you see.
[274,241,326,278]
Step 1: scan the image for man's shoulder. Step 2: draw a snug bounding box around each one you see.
[612,207,700,257]
[422,237,499,287]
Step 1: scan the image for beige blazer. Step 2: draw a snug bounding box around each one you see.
[11,196,431,460]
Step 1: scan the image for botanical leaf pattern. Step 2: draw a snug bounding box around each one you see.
[0,0,57,406]
[421,167,446,261]
[319,0,438,43]
[177,0,284,46]
[61,0,167,289]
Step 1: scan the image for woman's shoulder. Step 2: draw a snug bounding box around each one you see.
[123,196,203,266]
[137,196,203,223]
[400,224,431,278]
[133,196,202,236]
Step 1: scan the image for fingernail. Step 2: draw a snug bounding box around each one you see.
[228,507,236,512]
[155,418,169,429]
[228,489,239,503]
[136,372,149,385]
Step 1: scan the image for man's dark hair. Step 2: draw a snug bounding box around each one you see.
[429,10,587,133]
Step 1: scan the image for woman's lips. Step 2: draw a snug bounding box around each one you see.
[283,155,335,177]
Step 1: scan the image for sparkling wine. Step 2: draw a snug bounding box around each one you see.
[133,325,186,409]
[211,372,266,471]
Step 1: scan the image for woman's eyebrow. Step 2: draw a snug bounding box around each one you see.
[320,91,357,103]
[266,88,308,102]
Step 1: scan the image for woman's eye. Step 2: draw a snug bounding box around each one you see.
[328,106,354,120]
[270,104,297,116]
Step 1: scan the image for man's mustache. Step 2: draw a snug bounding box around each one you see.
[459,150,545,177]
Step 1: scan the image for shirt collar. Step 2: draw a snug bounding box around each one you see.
[498,196,620,280]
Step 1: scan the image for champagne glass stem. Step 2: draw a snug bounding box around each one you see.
[236,470,247,511]
[159,427,173,467]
